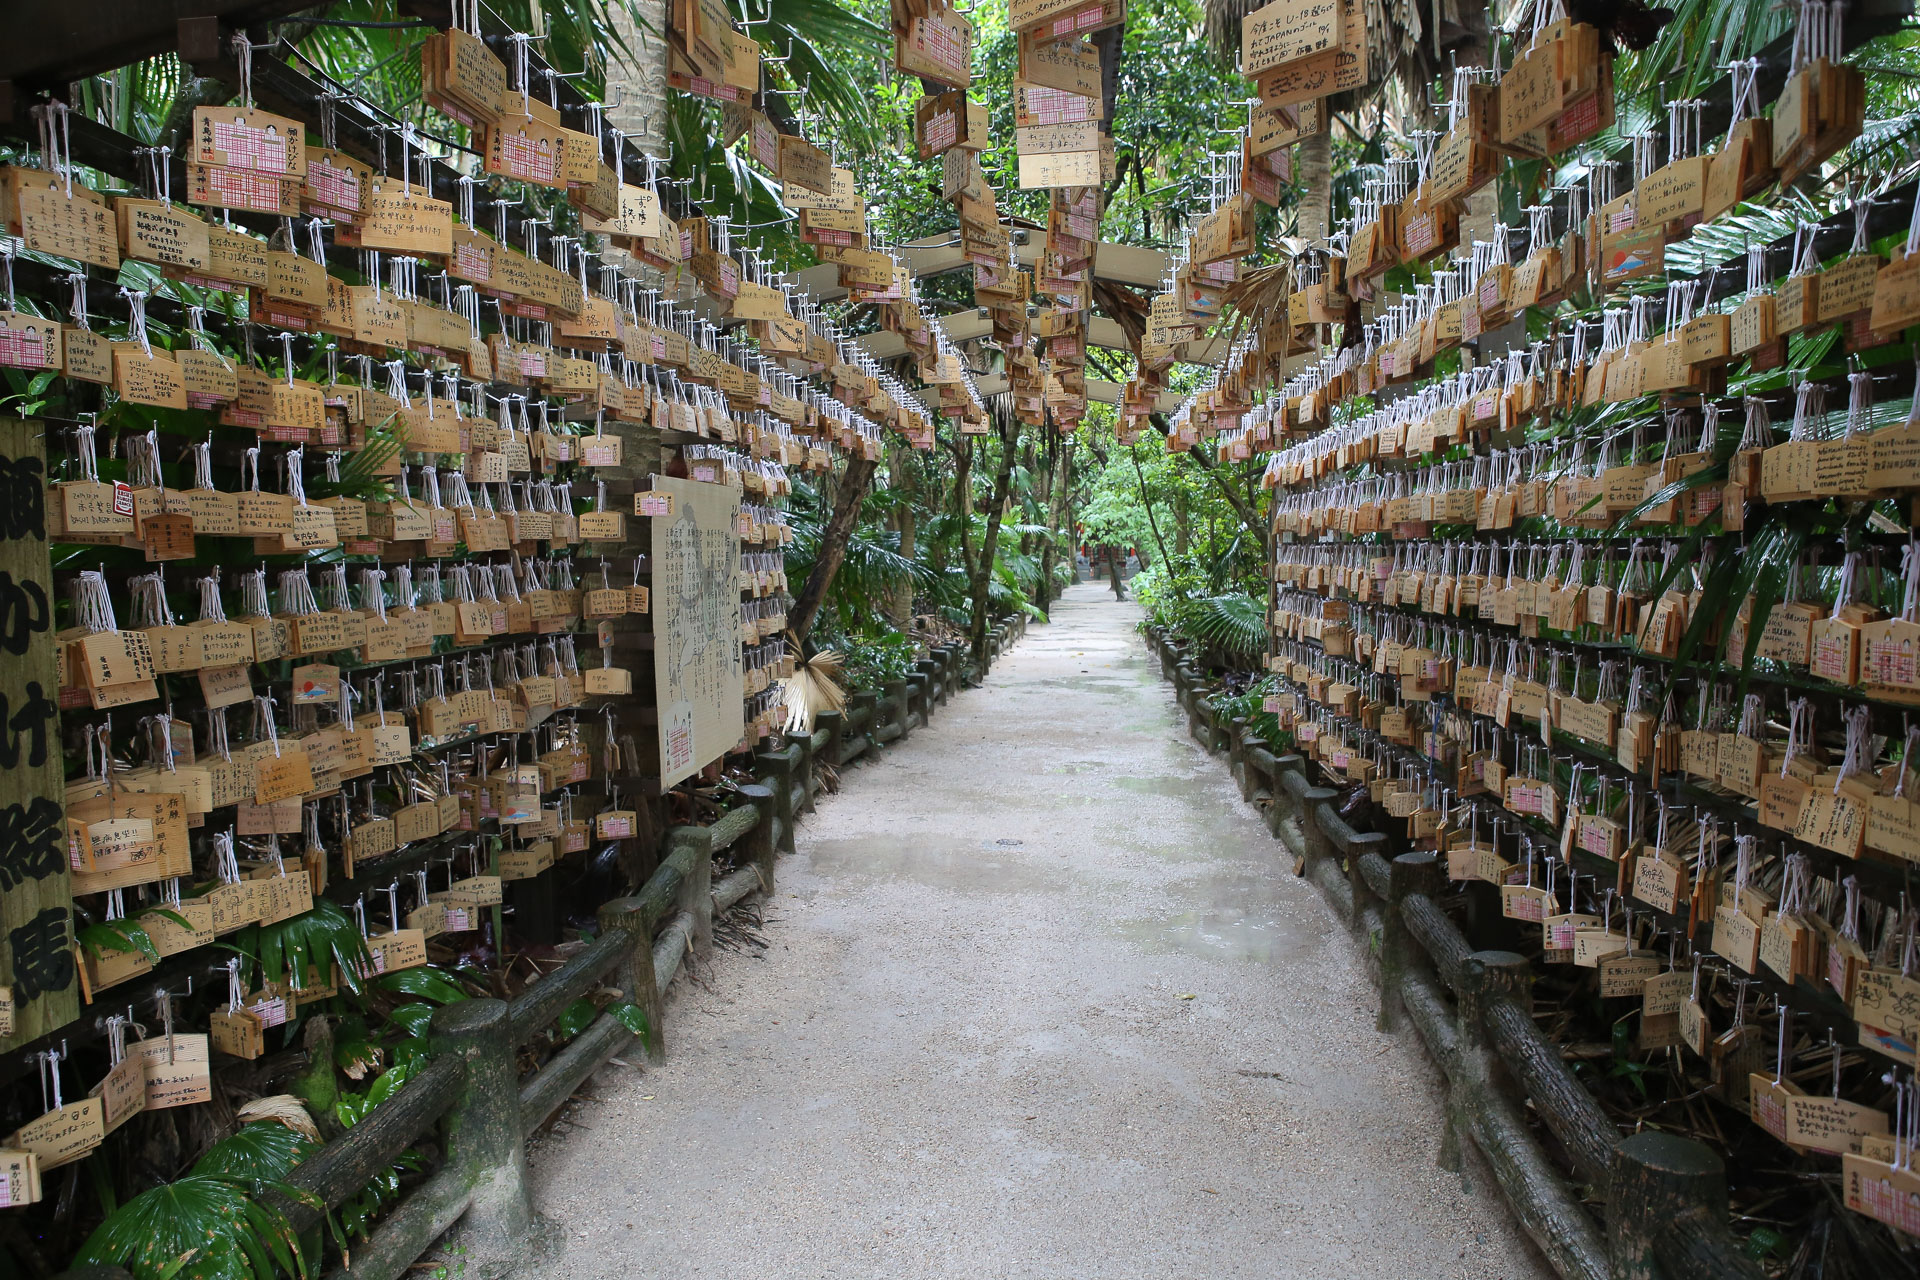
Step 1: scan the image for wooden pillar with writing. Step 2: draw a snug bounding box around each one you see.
[0,418,77,1051]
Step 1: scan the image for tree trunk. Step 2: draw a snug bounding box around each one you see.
[890,504,916,628]
[1106,546,1126,600]
[1032,442,1056,612]
[789,454,877,643]
[1297,130,1332,242]
[954,437,976,590]
[1131,444,1173,571]
[968,418,1018,671]
[1150,415,1267,560]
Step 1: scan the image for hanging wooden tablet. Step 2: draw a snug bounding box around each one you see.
[0,313,60,371]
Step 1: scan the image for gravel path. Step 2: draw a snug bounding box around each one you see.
[525,583,1552,1280]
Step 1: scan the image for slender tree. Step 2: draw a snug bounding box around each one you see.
[788,454,879,642]
[968,406,1020,670]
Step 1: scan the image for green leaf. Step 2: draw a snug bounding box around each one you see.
[75,1173,309,1280]
[192,1122,318,1183]
[363,1057,421,1107]
[606,1000,652,1048]
[385,1002,436,1039]
[232,900,372,996]
[373,965,471,1004]
[79,920,160,964]
[554,997,598,1040]
[1182,593,1267,659]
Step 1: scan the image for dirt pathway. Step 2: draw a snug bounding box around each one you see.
[525,583,1551,1280]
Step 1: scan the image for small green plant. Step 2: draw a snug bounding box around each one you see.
[1210,674,1290,747]
[831,629,920,692]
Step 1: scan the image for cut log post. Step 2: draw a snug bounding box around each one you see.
[755,749,798,854]
[663,828,715,958]
[877,678,911,742]
[1228,718,1254,799]
[907,666,933,725]
[432,1000,533,1278]
[1451,952,1532,1175]
[1609,1131,1766,1280]
[1298,787,1340,867]
[1459,950,1530,1033]
[597,896,664,1062]
[815,708,845,784]
[1381,852,1442,1034]
[792,726,817,815]
[737,782,777,894]
[1344,830,1389,917]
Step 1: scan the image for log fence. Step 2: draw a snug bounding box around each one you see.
[1146,625,1766,1280]
[60,624,1024,1280]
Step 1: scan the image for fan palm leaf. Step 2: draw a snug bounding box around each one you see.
[749,0,889,154]
[1184,592,1267,658]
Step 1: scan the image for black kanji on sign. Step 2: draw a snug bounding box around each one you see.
[0,683,57,770]
[0,572,50,657]
[0,454,45,541]
[0,797,64,891]
[8,907,73,1001]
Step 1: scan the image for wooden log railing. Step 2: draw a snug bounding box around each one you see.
[1143,626,1765,1280]
[55,632,1019,1280]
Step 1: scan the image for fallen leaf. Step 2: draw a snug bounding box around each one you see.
[1177,993,1197,1000]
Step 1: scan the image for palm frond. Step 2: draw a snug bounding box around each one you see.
[1626,0,1793,99]
[1184,592,1267,658]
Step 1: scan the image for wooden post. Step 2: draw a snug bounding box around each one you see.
[669,828,714,958]
[1459,950,1531,1029]
[736,783,776,893]
[0,420,74,1054]
[597,896,665,1062]
[907,666,932,726]
[754,749,797,854]
[1346,831,1389,922]
[1228,718,1253,799]
[815,708,845,780]
[1608,1132,1763,1280]
[792,724,817,815]
[846,690,878,761]
[1440,950,1527,1182]
[432,1000,533,1275]
[1381,853,1441,1033]
[1298,788,1339,867]
[881,678,910,739]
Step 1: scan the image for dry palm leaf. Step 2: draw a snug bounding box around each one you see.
[780,647,846,736]
[236,1094,321,1141]
[1218,259,1297,348]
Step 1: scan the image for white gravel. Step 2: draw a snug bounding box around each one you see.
[524,583,1554,1280]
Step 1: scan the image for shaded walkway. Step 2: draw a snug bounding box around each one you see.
[526,584,1550,1280]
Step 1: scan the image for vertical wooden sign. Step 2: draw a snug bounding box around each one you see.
[0,420,75,1051]
[651,475,743,789]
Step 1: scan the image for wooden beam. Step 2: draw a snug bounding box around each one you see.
[969,373,1181,413]
[0,2,316,98]
[794,232,1170,305]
